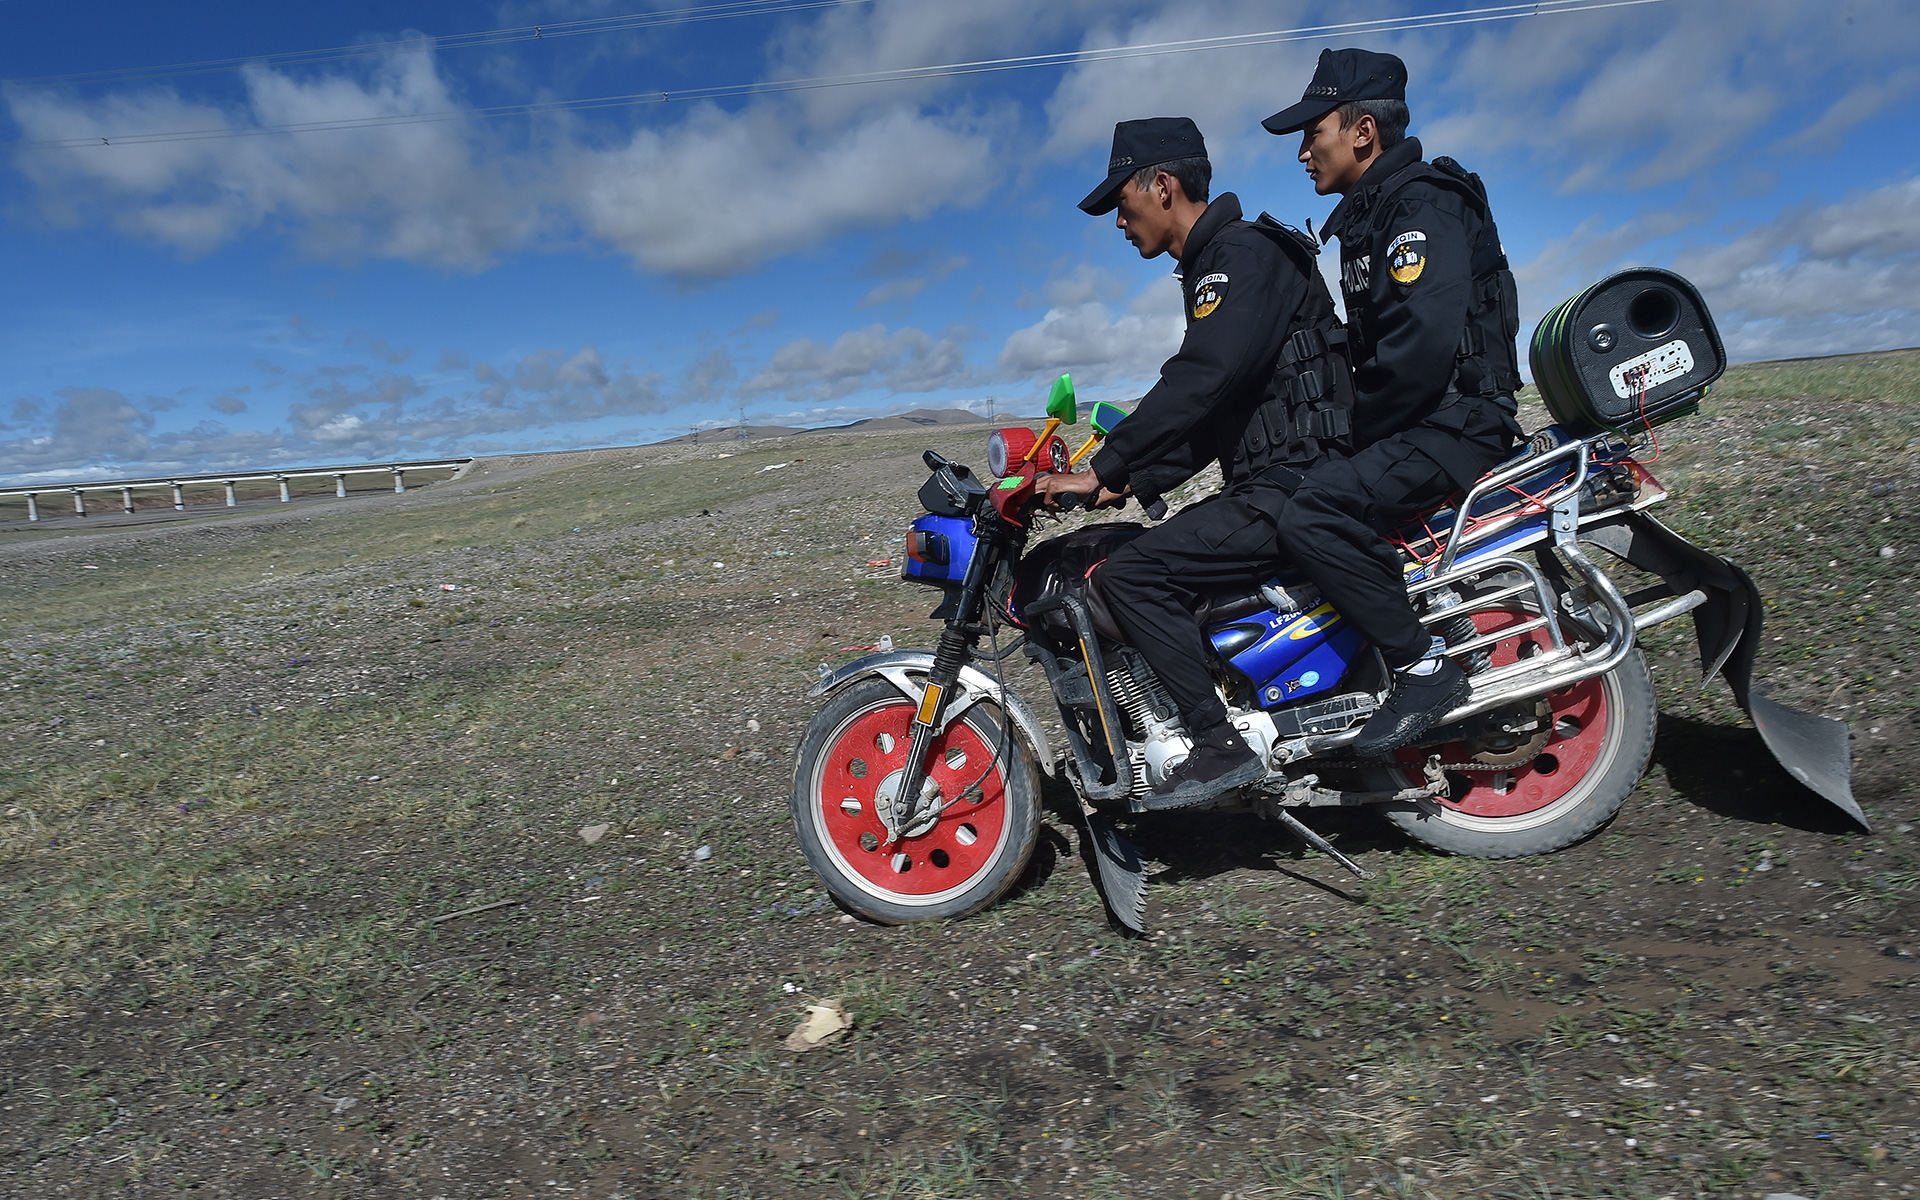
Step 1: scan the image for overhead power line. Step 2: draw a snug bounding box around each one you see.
[5,0,884,89]
[6,0,1679,152]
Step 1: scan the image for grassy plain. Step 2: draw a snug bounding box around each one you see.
[1,353,1917,1199]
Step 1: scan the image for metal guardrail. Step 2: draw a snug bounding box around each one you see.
[0,458,472,521]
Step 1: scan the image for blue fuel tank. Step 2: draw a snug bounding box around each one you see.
[1209,600,1365,707]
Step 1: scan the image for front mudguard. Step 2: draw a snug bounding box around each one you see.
[807,651,1055,777]
[1579,511,1865,830]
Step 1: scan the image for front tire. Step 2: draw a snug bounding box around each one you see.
[1379,610,1656,858]
[791,678,1040,923]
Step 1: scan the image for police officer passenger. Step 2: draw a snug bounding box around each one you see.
[1261,48,1524,756]
[1037,118,1353,808]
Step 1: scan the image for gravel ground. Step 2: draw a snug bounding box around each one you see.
[2,352,1917,1199]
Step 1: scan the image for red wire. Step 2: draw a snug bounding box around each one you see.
[1444,476,1557,544]
[1634,367,1663,465]
[1501,480,1556,513]
[1389,526,1443,565]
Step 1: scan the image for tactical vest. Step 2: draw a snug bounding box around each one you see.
[1351,156,1522,399]
[1223,214,1355,481]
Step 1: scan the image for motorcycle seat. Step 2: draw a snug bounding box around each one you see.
[1196,565,1312,626]
[1196,587,1270,626]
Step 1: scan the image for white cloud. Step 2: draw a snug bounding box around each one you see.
[997,275,1183,385]
[679,348,738,406]
[0,387,152,473]
[1040,0,1323,165]
[1019,261,1130,309]
[468,345,667,424]
[6,27,1004,278]
[1675,176,1920,359]
[1511,207,1710,330]
[860,255,970,309]
[570,104,998,276]
[0,337,677,479]
[8,54,542,268]
[765,0,1126,127]
[741,323,978,403]
[1418,0,1920,192]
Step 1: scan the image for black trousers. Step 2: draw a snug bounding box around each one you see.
[1276,400,1517,667]
[1093,485,1287,733]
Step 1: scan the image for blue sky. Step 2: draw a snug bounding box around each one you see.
[3,0,1917,483]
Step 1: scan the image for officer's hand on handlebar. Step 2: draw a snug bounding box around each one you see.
[1033,469,1104,511]
[1092,486,1131,510]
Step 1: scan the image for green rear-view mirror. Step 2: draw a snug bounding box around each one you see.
[1046,373,1077,424]
[1089,402,1126,435]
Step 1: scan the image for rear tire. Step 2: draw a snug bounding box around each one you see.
[1379,630,1656,859]
[791,678,1040,923]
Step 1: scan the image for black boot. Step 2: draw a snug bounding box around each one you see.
[1352,656,1471,758]
[1143,723,1264,811]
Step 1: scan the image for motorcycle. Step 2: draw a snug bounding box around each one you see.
[789,270,1864,930]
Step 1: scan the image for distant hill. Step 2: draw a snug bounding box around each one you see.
[658,407,986,445]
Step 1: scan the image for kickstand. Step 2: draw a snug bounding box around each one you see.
[1274,810,1375,880]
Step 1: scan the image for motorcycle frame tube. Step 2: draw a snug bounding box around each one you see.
[1305,537,1638,756]
[1021,638,1136,803]
[1059,596,1132,779]
[1410,554,1568,658]
[1444,528,1637,722]
[1438,438,1592,574]
[1020,594,1136,798]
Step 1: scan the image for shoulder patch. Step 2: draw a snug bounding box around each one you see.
[1191,272,1229,319]
[1387,230,1427,285]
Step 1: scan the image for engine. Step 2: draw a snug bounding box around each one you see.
[1105,645,1283,795]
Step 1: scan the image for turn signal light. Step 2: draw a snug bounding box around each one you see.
[907,527,949,565]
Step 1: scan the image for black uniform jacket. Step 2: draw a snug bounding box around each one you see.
[1089,193,1312,507]
[1323,137,1520,480]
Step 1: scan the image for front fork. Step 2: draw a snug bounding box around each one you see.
[881,525,999,844]
[881,625,970,843]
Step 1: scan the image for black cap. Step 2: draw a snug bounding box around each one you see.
[1262,48,1407,135]
[1078,117,1207,216]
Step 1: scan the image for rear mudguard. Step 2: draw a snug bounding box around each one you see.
[807,651,1055,777]
[1579,511,1865,830]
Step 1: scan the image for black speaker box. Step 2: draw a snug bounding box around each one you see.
[1529,267,1726,436]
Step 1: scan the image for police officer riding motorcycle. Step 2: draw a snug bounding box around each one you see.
[1036,117,1355,811]
[1263,48,1527,760]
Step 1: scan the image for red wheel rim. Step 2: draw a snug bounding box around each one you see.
[1396,609,1612,820]
[815,699,1009,897]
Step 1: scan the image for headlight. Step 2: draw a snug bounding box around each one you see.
[986,426,1037,477]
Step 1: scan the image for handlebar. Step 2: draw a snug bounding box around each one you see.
[1032,488,1163,520]
[922,452,1166,525]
